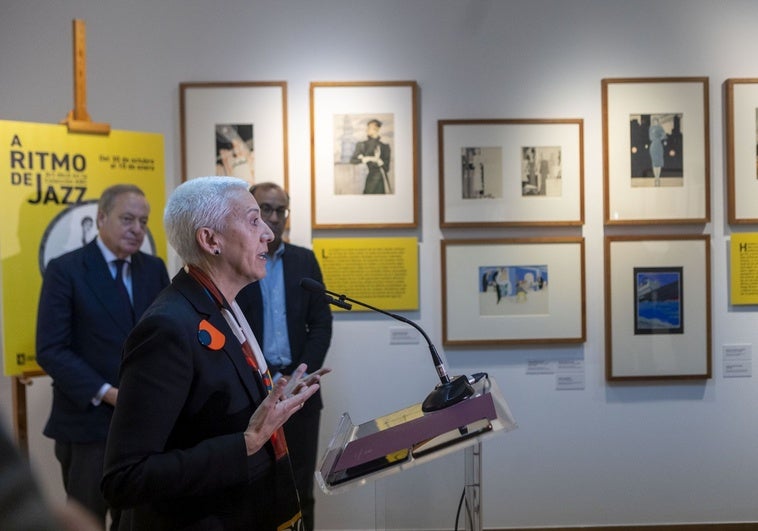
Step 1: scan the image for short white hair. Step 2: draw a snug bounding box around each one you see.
[164,176,248,265]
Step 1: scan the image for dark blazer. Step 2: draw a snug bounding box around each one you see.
[36,239,169,443]
[235,243,332,412]
[102,269,286,530]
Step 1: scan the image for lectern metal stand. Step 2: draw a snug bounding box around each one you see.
[316,376,516,528]
[464,441,483,531]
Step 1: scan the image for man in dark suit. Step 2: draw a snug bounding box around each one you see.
[36,184,169,530]
[237,182,332,531]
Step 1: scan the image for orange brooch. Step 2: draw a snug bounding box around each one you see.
[197,319,225,350]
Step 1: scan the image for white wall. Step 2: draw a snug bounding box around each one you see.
[2,1,758,529]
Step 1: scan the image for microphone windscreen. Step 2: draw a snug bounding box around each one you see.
[300,277,326,293]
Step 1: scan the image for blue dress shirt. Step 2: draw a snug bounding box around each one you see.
[259,242,292,372]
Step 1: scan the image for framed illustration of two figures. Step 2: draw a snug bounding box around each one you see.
[438,118,585,227]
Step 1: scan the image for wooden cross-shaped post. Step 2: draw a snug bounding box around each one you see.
[60,19,110,134]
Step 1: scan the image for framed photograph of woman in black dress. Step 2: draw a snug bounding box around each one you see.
[310,81,418,229]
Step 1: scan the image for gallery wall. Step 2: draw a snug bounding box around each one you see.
[2,1,758,529]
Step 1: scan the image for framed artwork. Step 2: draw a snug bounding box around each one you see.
[438,119,584,227]
[310,81,418,229]
[180,81,288,189]
[725,78,758,224]
[602,77,710,225]
[605,234,711,381]
[441,238,585,346]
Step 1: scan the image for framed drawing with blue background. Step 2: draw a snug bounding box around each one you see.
[441,237,585,346]
[605,234,711,381]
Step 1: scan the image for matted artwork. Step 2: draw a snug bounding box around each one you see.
[311,81,418,229]
[629,113,683,187]
[602,77,709,225]
[725,78,758,224]
[442,238,585,346]
[439,119,584,227]
[633,267,683,335]
[478,264,549,315]
[605,235,711,381]
[180,81,288,189]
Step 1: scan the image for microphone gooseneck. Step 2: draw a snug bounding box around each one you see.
[300,277,352,310]
[299,278,474,411]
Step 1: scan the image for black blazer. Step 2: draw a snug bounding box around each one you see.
[236,243,332,411]
[36,239,169,443]
[102,268,286,530]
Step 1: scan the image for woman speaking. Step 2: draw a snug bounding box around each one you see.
[102,176,322,530]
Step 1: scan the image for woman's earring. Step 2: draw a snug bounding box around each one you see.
[214,249,221,255]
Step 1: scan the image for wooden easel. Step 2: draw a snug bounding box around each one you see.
[61,19,110,134]
[11,373,39,455]
[11,18,110,454]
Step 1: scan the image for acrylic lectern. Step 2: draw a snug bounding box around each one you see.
[316,375,517,529]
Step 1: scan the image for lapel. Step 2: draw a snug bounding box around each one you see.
[280,246,298,340]
[247,282,264,341]
[82,241,133,335]
[172,269,265,405]
[129,252,150,317]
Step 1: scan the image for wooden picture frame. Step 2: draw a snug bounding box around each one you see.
[310,81,418,229]
[602,77,710,225]
[441,237,585,346]
[725,78,758,224]
[180,81,288,189]
[605,234,711,381]
[438,119,584,227]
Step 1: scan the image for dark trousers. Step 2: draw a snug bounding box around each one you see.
[284,408,321,531]
[55,440,120,531]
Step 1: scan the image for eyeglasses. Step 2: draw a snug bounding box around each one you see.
[259,203,289,218]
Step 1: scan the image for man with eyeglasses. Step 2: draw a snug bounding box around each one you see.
[36,183,169,530]
[237,182,333,531]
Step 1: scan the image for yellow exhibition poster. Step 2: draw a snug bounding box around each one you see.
[0,120,166,375]
[312,237,419,311]
[730,233,758,305]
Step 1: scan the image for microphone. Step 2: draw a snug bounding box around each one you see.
[301,277,353,311]
[300,278,474,412]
